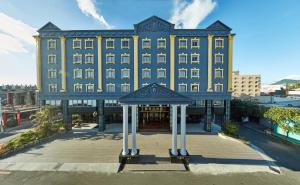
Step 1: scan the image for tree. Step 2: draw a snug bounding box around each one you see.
[231,99,262,122]
[30,106,56,137]
[264,107,300,134]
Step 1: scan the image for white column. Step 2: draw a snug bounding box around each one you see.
[122,105,129,155]
[171,105,178,156]
[131,105,137,156]
[180,104,187,156]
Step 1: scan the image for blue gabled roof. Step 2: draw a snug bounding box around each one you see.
[206,20,232,31]
[38,22,61,32]
[119,83,192,105]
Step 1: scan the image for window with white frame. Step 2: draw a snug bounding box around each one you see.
[121,84,130,93]
[215,38,224,48]
[85,69,94,79]
[215,84,223,92]
[86,84,94,92]
[73,54,82,64]
[106,38,114,49]
[142,69,151,78]
[121,69,130,78]
[48,39,56,50]
[157,38,166,48]
[48,69,57,79]
[215,53,223,64]
[142,54,151,64]
[85,54,94,64]
[142,38,151,48]
[179,38,187,48]
[48,54,56,64]
[191,53,200,63]
[179,54,187,64]
[106,54,115,64]
[157,53,166,64]
[191,68,200,78]
[215,69,223,78]
[157,68,166,78]
[121,53,130,64]
[178,84,187,92]
[85,38,93,49]
[74,83,83,92]
[121,38,130,49]
[106,69,115,79]
[191,38,200,48]
[191,84,199,92]
[49,84,57,93]
[178,69,187,78]
[74,69,82,79]
[107,84,115,93]
[73,39,81,49]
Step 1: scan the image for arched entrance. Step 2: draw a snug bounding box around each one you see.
[118,83,192,164]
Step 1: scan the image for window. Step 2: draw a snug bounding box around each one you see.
[178,69,187,78]
[191,38,200,48]
[191,53,200,63]
[121,83,130,93]
[142,38,151,49]
[74,69,82,79]
[73,54,82,64]
[142,69,151,78]
[106,38,114,49]
[213,100,224,106]
[48,54,56,64]
[157,38,166,48]
[74,83,83,92]
[179,38,187,49]
[191,68,200,78]
[85,38,93,49]
[48,69,57,79]
[85,54,94,64]
[73,38,81,49]
[179,53,187,64]
[106,53,115,64]
[195,100,205,107]
[121,38,130,49]
[215,53,224,64]
[215,83,223,92]
[142,53,151,64]
[49,84,57,93]
[48,39,56,50]
[157,68,166,78]
[106,69,115,79]
[178,84,187,92]
[157,53,166,64]
[85,69,94,79]
[191,84,199,92]
[106,83,115,93]
[215,68,223,78]
[86,84,94,92]
[121,53,130,64]
[121,69,130,78]
[215,37,224,49]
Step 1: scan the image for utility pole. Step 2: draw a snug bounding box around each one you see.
[0,98,3,133]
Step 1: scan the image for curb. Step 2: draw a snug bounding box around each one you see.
[0,133,63,159]
[218,132,281,174]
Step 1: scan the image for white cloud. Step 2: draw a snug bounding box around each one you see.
[169,0,217,29]
[0,12,37,55]
[76,0,111,29]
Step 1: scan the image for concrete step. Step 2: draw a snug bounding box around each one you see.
[123,163,187,172]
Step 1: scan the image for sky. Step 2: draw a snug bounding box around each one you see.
[0,0,300,85]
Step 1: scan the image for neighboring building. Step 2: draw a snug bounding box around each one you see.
[232,71,260,97]
[261,84,286,95]
[0,85,36,106]
[34,16,235,131]
[288,89,300,96]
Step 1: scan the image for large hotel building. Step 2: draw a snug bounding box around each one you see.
[34,16,234,131]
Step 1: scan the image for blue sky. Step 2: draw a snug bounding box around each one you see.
[0,0,300,85]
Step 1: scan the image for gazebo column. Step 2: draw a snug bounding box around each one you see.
[171,104,178,156]
[122,105,129,155]
[131,105,137,156]
[180,104,187,156]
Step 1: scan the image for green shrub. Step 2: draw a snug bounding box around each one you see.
[224,121,240,137]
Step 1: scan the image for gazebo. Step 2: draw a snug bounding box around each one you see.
[118,83,192,163]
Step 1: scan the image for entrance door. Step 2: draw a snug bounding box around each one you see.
[138,105,170,131]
